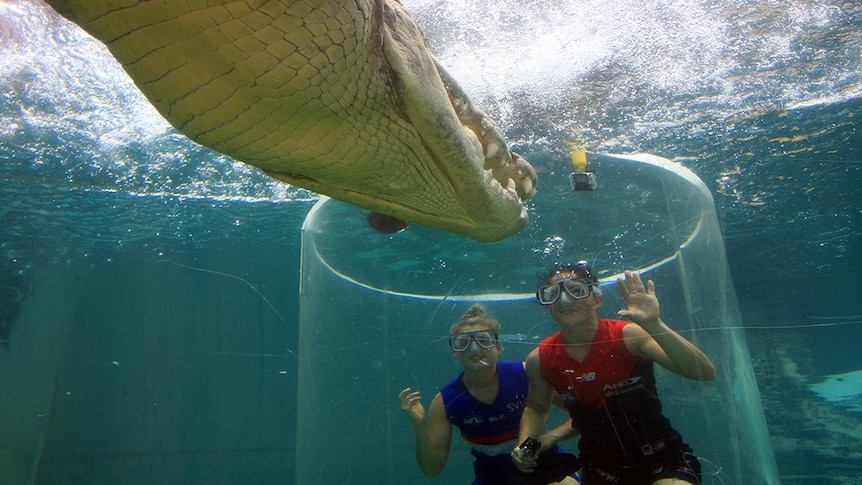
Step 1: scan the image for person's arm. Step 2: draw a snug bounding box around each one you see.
[538,418,579,449]
[512,349,554,471]
[617,270,716,381]
[399,388,452,477]
[537,391,579,447]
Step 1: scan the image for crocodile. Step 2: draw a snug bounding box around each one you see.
[45,0,537,242]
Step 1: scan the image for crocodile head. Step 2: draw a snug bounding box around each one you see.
[45,0,537,242]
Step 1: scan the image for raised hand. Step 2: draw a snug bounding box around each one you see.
[399,387,426,425]
[616,270,660,327]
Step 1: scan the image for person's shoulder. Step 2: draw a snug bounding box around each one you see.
[600,317,629,327]
[523,349,543,377]
[614,321,652,358]
[429,391,449,414]
[518,348,539,368]
[600,318,635,334]
[535,333,561,360]
[615,320,650,339]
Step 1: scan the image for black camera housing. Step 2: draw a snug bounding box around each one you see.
[519,436,542,457]
[570,171,597,191]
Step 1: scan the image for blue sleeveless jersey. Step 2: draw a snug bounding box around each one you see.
[440,361,528,445]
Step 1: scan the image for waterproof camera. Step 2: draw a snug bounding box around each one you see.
[570,171,597,191]
[518,437,542,458]
[566,143,596,191]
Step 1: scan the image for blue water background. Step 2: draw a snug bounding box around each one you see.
[1,0,861,483]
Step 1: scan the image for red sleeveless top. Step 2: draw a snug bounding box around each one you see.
[539,318,648,409]
[538,319,682,467]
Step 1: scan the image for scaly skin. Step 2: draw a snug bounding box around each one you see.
[45,0,537,242]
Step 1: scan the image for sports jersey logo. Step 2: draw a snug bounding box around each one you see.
[577,372,597,382]
[506,401,526,412]
[463,415,483,425]
[563,369,596,382]
[602,377,642,395]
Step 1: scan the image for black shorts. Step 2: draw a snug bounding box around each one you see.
[581,451,702,485]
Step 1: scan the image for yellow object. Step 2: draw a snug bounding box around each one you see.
[565,141,587,172]
[571,150,587,172]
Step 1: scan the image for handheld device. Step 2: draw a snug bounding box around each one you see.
[566,142,597,191]
[518,437,542,458]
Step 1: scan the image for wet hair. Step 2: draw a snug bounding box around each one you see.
[541,260,597,285]
[450,303,501,335]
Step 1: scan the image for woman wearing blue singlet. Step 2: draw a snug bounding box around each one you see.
[399,303,581,485]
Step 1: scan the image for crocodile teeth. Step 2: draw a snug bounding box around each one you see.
[506,178,517,192]
[523,178,534,197]
[485,142,499,159]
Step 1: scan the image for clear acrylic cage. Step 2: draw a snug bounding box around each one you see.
[296,153,780,484]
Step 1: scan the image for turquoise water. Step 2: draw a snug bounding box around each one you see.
[2,0,862,483]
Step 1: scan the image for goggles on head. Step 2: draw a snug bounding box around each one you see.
[536,278,595,305]
[449,330,498,352]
